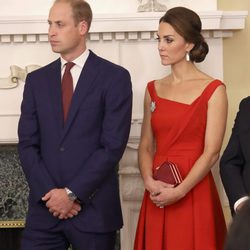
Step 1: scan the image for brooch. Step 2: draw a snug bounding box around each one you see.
[150,101,156,112]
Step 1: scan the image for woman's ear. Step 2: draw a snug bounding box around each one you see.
[186,42,195,52]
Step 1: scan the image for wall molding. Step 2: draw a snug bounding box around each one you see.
[0,11,247,43]
[0,138,18,144]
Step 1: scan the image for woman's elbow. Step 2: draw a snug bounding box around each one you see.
[204,148,220,166]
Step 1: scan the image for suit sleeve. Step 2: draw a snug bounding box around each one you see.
[68,68,132,203]
[220,98,248,212]
[18,74,56,202]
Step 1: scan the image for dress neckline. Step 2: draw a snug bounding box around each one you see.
[153,79,218,106]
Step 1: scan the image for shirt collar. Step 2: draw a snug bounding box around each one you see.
[60,49,90,70]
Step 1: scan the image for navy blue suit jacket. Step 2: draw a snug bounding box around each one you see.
[18,50,132,232]
[220,97,250,214]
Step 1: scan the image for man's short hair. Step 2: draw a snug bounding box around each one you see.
[54,0,92,31]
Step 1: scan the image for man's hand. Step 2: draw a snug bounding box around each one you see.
[64,202,82,219]
[42,188,81,219]
[236,199,248,213]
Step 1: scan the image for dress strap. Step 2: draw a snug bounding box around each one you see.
[202,79,225,103]
[147,81,156,100]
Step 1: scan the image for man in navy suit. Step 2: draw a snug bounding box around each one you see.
[18,0,132,249]
[220,97,250,215]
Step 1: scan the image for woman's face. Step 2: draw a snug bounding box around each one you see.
[157,22,191,66]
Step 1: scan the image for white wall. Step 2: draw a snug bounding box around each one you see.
[0,0,217,16]
[0,2,247,142]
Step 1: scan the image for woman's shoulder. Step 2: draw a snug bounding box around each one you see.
[146,80,155,93]
[194,74,224,93]
[195,69,224,86]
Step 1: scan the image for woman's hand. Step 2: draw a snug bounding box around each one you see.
[144,177,172,197]
[150,185,185,208]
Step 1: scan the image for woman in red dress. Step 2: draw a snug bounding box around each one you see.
[134,7,227,250]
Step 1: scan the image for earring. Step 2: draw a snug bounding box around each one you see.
[186,51,190,61]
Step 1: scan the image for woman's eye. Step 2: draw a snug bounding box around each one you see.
[155,37,174,43]
[165,38,173,43]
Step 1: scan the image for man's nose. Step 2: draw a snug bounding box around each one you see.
[48,25,56,37]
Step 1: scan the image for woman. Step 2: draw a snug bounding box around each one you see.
[134,6,227,250]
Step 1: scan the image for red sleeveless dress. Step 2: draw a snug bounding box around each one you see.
[134,80,227,250]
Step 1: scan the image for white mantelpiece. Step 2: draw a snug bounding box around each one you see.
[0,10,247,143]
[0,11,247,39]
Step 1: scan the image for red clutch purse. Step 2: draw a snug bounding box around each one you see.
[153,161,183,186]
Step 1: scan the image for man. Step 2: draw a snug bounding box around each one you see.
[18,0,132,249]
[220,97,250,214]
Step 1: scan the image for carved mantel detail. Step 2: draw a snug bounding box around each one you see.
[0,65,40,89]
[119,119,144,250]
[137,0,167,12]
[119,136,144,201]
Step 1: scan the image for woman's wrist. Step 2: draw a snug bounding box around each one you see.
[144,176,154,191]
[175,184,187,199]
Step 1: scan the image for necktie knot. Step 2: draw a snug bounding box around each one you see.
[64,62,75,72]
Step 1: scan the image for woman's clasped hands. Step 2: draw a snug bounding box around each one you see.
[146,178,185,208]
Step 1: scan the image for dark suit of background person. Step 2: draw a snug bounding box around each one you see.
[17,0,132,249]
[220,97,250,214]
[224,199,250,250]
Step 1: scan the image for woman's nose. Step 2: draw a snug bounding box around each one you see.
[158,41,165,51]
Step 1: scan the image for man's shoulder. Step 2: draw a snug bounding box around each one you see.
[28,58,60,77]
[89,50,128,73]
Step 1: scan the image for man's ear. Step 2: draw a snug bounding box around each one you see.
[79,20,88,35]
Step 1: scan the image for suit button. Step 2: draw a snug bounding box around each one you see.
[60,147,65,152]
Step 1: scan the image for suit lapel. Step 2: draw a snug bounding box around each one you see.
[62,51,99,139]
[47,59,64,132]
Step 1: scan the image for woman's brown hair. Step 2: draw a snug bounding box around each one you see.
[160,7,209,62]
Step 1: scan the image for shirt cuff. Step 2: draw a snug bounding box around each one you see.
[234,196,249,212]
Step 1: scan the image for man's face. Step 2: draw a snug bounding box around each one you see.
[48,2,86,60]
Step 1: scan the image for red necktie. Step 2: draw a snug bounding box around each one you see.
[62,62,75,122]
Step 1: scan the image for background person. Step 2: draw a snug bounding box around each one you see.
[224,199,250,250]
[220,97,250,214]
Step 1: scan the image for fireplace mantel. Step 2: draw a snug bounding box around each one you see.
[0,10,248,143]
[0,11,248,42]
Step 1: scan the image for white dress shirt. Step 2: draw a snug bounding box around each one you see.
[60,49,90,91]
